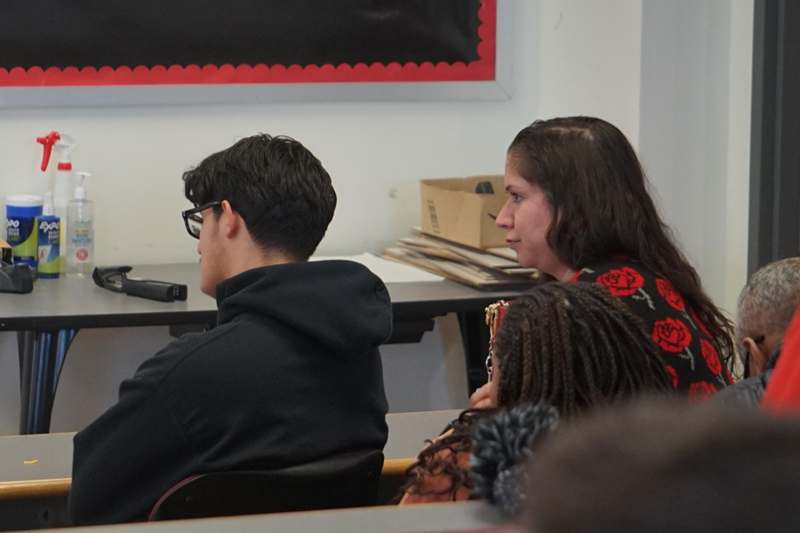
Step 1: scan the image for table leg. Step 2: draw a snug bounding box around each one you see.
[17,329,78,434]
[438,314,470,407]
[18,331,35,431]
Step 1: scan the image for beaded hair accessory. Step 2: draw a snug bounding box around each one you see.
[484,300,510,382]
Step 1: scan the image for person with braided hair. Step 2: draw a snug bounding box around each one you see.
[399,282,672,505]
[472,116,733,408]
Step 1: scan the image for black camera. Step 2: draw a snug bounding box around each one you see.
[0,241,34,294]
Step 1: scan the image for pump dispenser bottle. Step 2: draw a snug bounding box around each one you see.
[66,172,94,275]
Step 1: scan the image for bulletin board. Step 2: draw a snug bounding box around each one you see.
[0,0,496,87]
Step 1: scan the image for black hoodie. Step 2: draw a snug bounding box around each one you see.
[70,260,391,525]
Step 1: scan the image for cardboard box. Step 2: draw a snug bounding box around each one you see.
[420,175,507,249]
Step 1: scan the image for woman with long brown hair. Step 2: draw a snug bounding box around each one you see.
[472,116,733,407]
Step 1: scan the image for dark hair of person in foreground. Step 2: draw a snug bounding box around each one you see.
[524,398,800,533]
[402,282,672,501]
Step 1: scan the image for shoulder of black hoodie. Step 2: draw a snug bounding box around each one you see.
[69,327,239,525]
[121,325,241,389]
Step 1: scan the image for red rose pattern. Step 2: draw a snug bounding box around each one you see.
[580,263,728,392]
[689,381,717,401]
[665,365,679,389]
[700,339,722,375]
[651,318,692,353]
[656,278,685,311]
[596,267,645,297]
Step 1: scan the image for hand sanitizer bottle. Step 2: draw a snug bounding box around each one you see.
[66,172,94,276]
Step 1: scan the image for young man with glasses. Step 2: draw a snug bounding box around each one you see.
[70,134,392,525]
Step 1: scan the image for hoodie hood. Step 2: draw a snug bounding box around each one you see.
[215,260,392,355]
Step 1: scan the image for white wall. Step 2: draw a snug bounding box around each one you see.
[724,1,754,314]
[0,0,751,435]
[638,0,753,316]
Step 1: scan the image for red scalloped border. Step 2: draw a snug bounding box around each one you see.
[0,0,495,87]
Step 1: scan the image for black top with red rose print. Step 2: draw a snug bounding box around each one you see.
[574,258,731,400]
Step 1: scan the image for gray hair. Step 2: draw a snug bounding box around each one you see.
[736,257,800,355]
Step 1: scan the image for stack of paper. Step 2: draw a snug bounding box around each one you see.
[383,230,540,290]
[312,253,444,283]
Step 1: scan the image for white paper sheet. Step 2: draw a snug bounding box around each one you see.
[312,253,444,283]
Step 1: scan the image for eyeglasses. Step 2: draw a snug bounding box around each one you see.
[181,201,222,239]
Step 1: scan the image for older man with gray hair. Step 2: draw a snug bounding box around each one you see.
[716,257,800,404]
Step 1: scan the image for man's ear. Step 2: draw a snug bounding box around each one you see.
[219,200,242,239]
[742,336,768,376]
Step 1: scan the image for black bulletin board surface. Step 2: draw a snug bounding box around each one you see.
[0,0,496,86]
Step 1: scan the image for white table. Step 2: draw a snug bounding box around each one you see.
[0,262,515,434]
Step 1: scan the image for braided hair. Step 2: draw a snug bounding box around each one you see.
[401,281,672,501]
[495,282,672,417]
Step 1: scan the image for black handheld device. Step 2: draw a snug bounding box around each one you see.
[0,264,34,294]
[0,241,34,294]
[92,266,188,302]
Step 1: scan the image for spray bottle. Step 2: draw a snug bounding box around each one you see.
[66,172,94,276]
[36,131,75,272]
[51,134,76,226]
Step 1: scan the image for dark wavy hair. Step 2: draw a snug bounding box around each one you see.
[401,282,672,501]
[183,133,336,260]
[508,116,734,364]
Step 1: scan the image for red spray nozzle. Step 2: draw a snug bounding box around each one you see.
[36,131,61,172]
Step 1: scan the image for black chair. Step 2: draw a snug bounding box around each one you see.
[148,450,384,521]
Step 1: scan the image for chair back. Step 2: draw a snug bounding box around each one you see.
[148,449,384,521]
